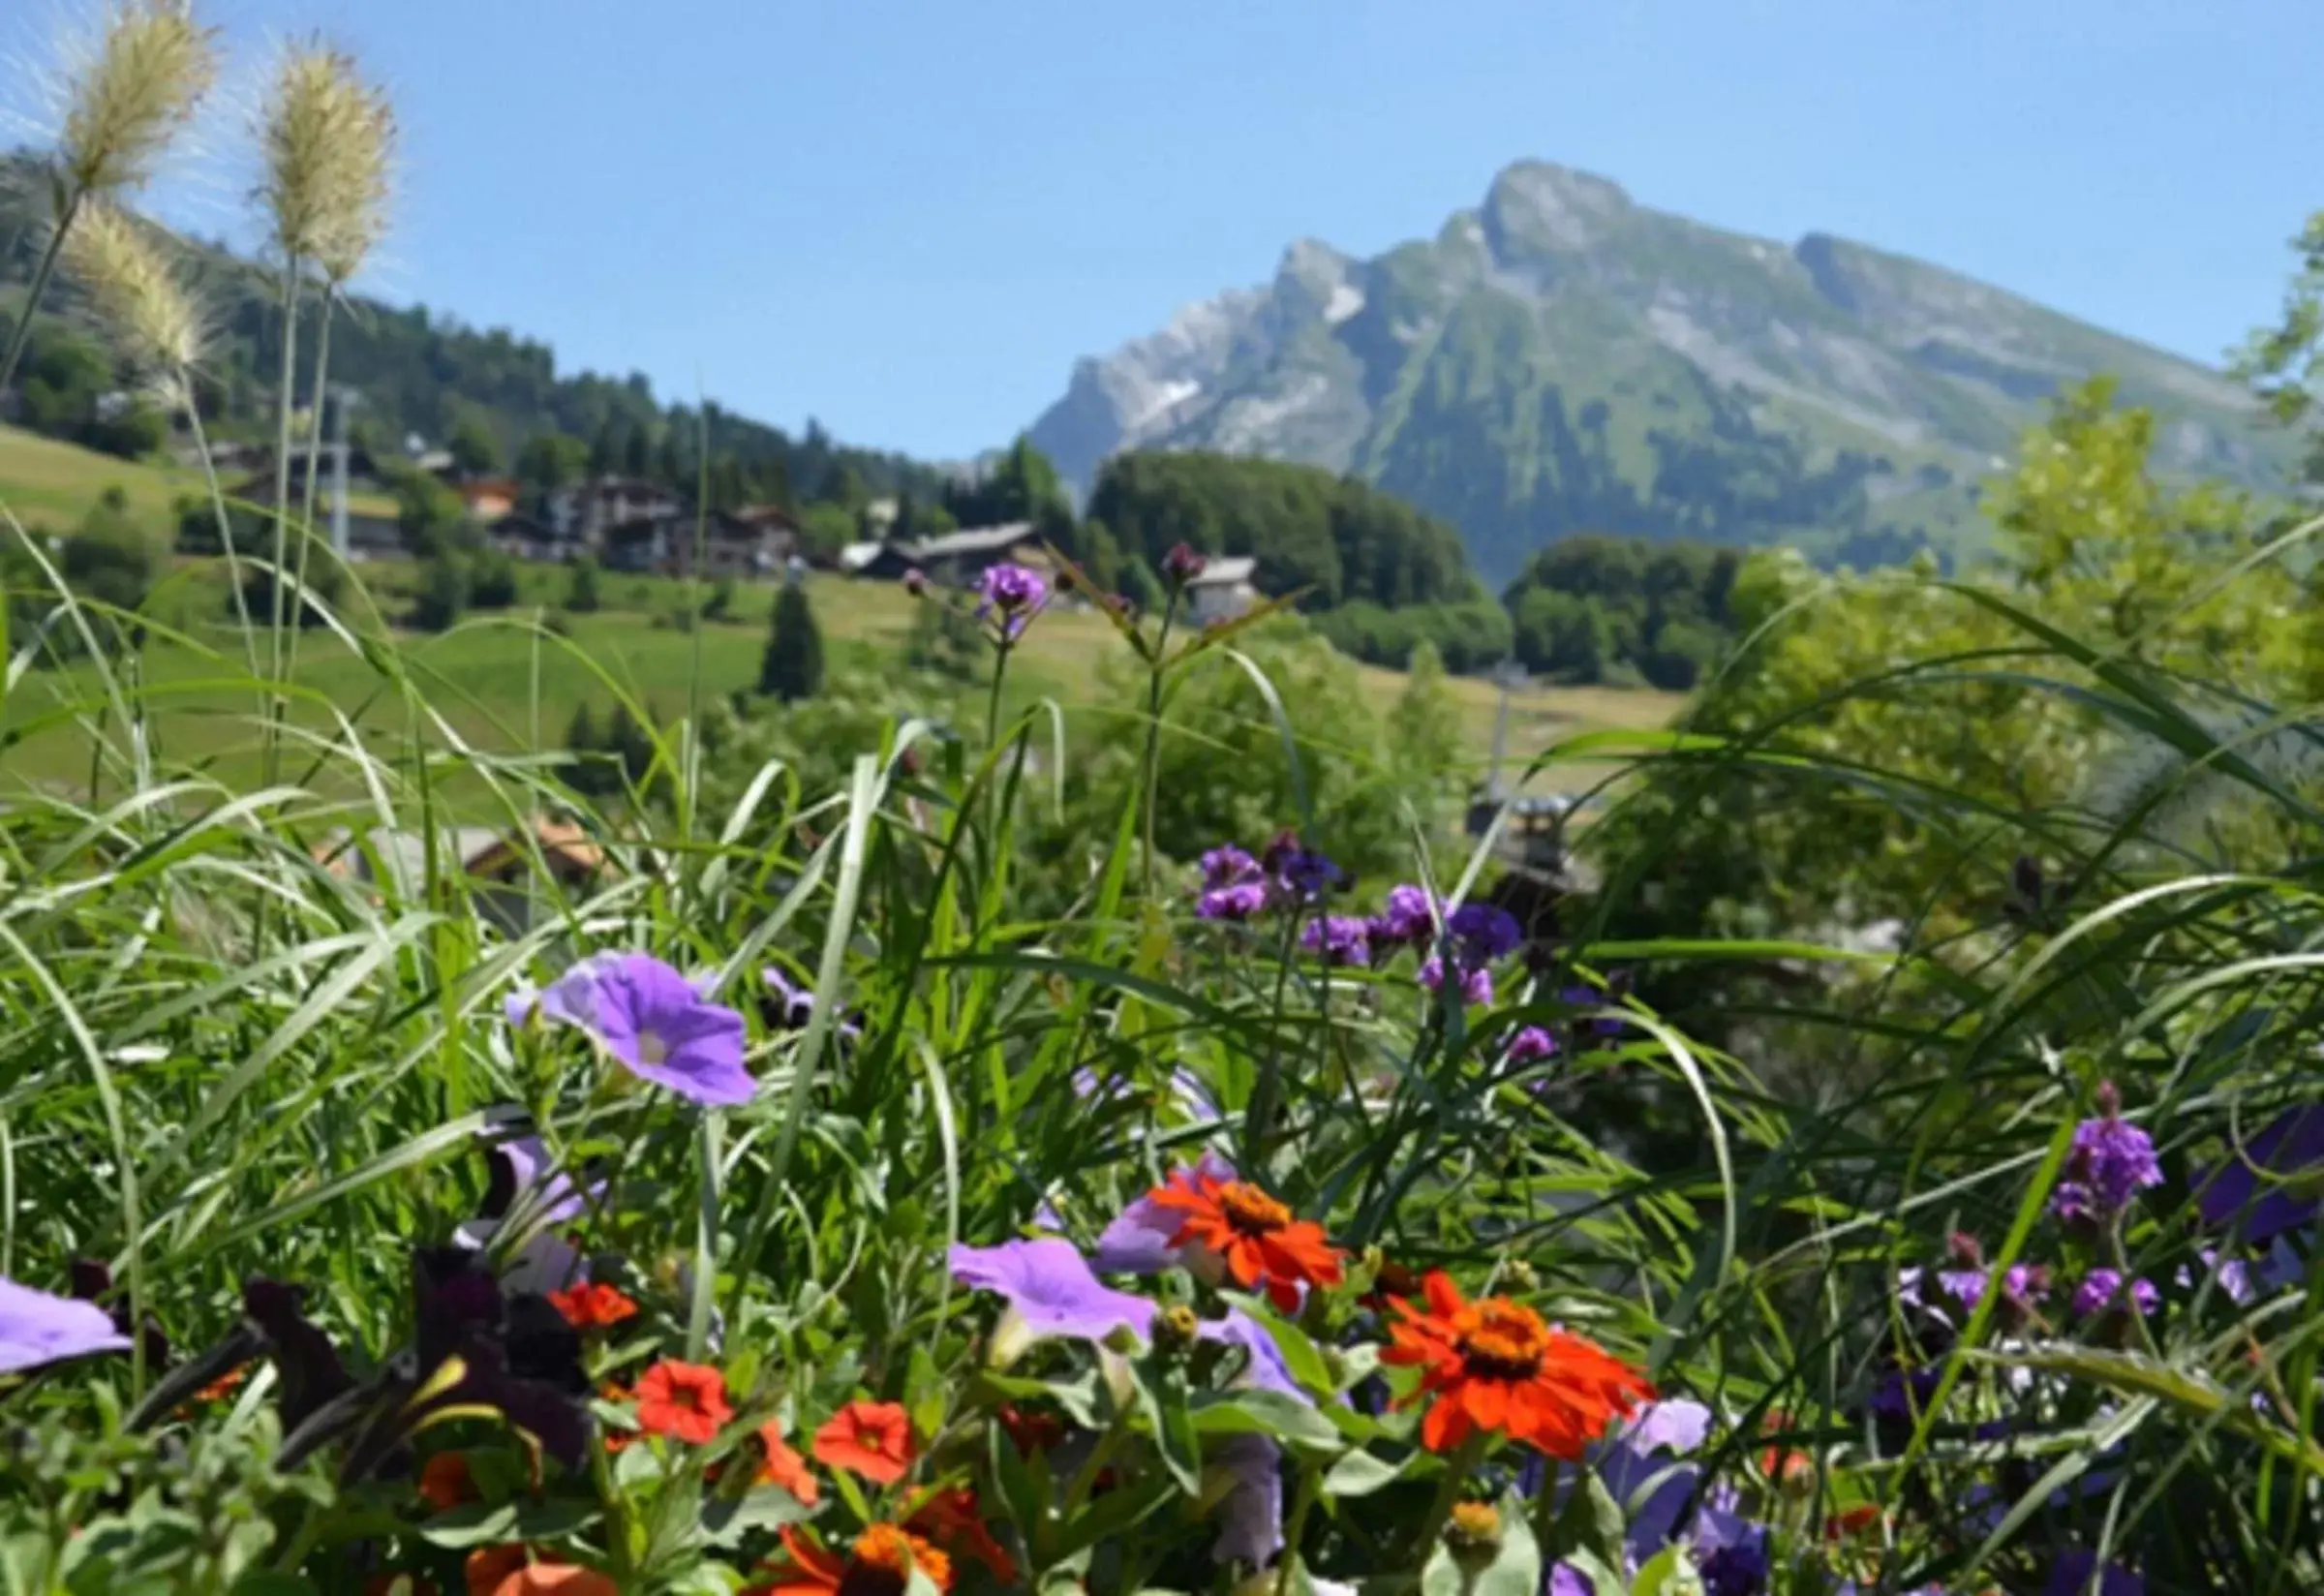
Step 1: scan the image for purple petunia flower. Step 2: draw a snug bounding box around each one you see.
[1548,1567,1596,1596]
[1092,1150,1237,1274]
[761,965,863,1044]
[1419,956,1493,1007]
[1196,881,1269,922]
[1508,1026,1559,1065]
[1369,882,1435,947]
[2195,1105,2324,1243]
[2051,1081,2162,1226]
[455,1123,596,1294]
[1300,915,1371,967]
[2176,1246,2256,1305]
[504,951,620,1031]
[1209,1433,1283,1565]
[0,1277,132,1374]
[1448,903,1522,963]
[1200,1307,1310,1405]
[586,953,753,1107]
[2046,1551,2144,1596]
[2071,1268,2158,1319]
[949,1239,1157,1358]
[976,562,1049,640]
[1593,1397,1715,1561]
[1071,1066,1218,1122]
[1690,1485,1770,1596]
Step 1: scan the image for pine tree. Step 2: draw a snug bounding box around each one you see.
[759,580,824,700]
[566,555,602,612]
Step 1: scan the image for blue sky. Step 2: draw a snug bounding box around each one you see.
[37,0,2324,460]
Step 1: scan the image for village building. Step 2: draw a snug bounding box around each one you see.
[1184,555,1260,625]
[546,476,685,543]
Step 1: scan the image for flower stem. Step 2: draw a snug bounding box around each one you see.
[0,190,82,397]
[1138,589,1181,899]
[1410,1431,1489,1570]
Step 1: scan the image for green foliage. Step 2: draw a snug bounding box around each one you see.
[61,485,157,618]
[1089,449,1478,609]
[945,433,1067,528]
[758,580,824,700]
[514,430,589,496]
[391,467,468,559]
[1078,517,1124,597]
[702,574,737,622]
[469,548,519,609]
[2236,205,2324,481]
[903,589,982,682]
[564,554,602,612]
[235,557,346,630]
[409,553,469,630]
[1311,597,1514,673]
[796,503,856,563]
[446,411,502,476]
[1503,535,1738,686]
[12,319,168,459]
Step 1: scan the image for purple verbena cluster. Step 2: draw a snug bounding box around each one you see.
[975,561,1050,641]
[2050,1080,2163,1229]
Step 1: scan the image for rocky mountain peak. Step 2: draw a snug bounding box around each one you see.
[1481,160,1635,259]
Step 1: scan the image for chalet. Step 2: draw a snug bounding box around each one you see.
[489,512,585,563]
[903,522,1044,587]
[310,814,611,936]
[457,478,520,522]
[840,540,897,577]
[1185,555,1260,626]
[548,476,684,543]
[601,514,677,573]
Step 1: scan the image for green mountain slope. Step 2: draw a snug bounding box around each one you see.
[1028,160,2284,582]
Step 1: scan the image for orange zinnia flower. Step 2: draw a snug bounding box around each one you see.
[812,1398,915,1485]
[1145,1168,1343,1312]
[908,1486,1017,1582]
[465,1547,530,1596]
[633,1359,734,1445]
[490,1566,619,1596]
[1382,1270,1651,1458]
[756,1419,820,1503]
[418,1451,478,1511]
[548,1282,638,1331]
[749,1524,952,1596]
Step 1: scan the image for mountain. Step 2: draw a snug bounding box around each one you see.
[1029,160,2282,584]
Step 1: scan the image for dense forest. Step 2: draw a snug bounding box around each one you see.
[1500,535,1741,690]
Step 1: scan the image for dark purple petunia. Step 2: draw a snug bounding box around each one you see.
[2046,1551,2143,1596]
[1300,914,1371,967]
[585,954,753,1107]
[0,1276,132,1374]
[1369,882,1435,947]
[1691,1485,1770,1596]
[1447,903,1523,963]
[2071,1268,2158,1319]
[976,562,1049,640]
[2195,1104,2324,1243]
[2051,1081,2162,1226]
[950,1238,1158,1356]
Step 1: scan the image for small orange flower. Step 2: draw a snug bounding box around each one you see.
[633,1359,734,1445]
[908,1486,1017,1582]
[996,1403,1064,1454]
[1824,1504,1882,1540]
[548,1282,638,1331]
[1758,1410,1814,1489]
[812,1398,915,1485]
[197,1365,249,1403]
[749,1524,952,1596]
[1381,1270,1652,1458]
[1146,1169,1343,1312]
[465,1547,530,1596]
[418,1452,478,1512]
[491,1566,620,1596]
[756,1419,820,1503]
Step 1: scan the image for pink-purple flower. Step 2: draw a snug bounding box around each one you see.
[0,1276,132,1373]
[1447,902,1522,963]
[1367,882,1435,948]
[1419,955,1493,1007]
[1300,915,1371,967]
[1163,541,1208,585]
[1196,844,1269,921]
[2194,1104,2324,1243]
[2071,1268,2158,1320]
[976,562,1049,639]
[2052,1081,2162,1227]
[1508,1026,1559,1064]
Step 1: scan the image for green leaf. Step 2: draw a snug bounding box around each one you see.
[1976,1343,2324,1472]
[701,1489,813,1548]
[1320,1448,1405,1498]
[227,1578,321,1596]
[1630,1545,1702,1596]
[1220,1292,1336,1397]
[1470,1489,1544,1596]
[416,1497,599,1550]
[1189,1390,1346,1457]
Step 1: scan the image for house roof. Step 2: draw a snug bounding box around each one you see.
[906,521,1037,559]
[839,540,886,572]
[1188,556,1257,586]
[728,504,800,531]
[459,478,519,503]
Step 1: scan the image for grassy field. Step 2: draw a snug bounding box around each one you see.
[0,421,405,536]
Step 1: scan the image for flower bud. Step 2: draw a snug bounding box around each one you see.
[1445,1500,1502,1564]
[1500,1258,1539,1293]
[1163,542,1208,585]
[902,568,928,597]
[1152,1303,1201,1359]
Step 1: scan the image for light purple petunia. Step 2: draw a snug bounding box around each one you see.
[1091,1150,1237,1274]
[504,951,620,1031]
[1210,1433,1283,1565]
[1369,882,1435,948]
[1548,1567,1596,1596]
[1200,1307,1310,1405]
[1300,915,1371,967]
[0,1277,132,1374]
[1419,956,1493,1007]
[586,953,753,1107]
[1072,1067,1217,1122]
[1508,1026,1559,1065]
[2071,1268,2158,1319]
[976,563,1049,640]
[455,1122,596,1293]
[2051,1081,2162,1226]
[949,1238,1157,1347]
[1201,844,1263,890]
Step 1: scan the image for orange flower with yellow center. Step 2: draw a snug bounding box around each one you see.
[749,1523,953,1596]
[1382,1270,1652,1458]
[1146,1171,1343,1312]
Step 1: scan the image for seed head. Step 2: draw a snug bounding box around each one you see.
[63,198,205,399]
[258,39,395,280]
[52,1,218,201]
